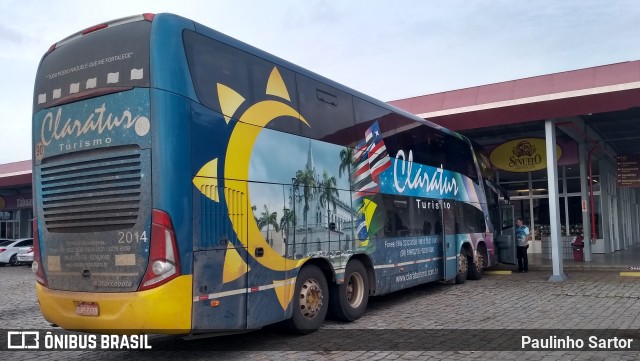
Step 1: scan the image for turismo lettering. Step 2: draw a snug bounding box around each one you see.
[393,150,459,196]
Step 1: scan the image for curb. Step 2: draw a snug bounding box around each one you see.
[488,265,633,273]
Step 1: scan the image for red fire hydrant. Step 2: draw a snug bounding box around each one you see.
[572,236,584,262]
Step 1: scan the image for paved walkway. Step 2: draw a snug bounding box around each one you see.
[493,242,640,272]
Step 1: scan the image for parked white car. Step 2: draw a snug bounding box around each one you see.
[17,247,34,266]
[0,238,33,266]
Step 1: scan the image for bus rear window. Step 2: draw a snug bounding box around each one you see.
[33,20,151,112]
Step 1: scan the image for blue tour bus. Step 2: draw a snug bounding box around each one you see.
[32,13,515,335]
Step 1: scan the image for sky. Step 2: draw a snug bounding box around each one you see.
[1,0,640,164]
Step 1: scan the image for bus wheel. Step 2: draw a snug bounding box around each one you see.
[455,253,468,284]
[468,248,485,281]
[286,265,328,334]
[330,259,369,322]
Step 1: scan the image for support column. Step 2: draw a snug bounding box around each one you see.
[579,142,592,261]
[545,120,567,282]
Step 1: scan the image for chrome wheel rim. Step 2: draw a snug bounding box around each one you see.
[299,278,323,319]
[346,272,365,308]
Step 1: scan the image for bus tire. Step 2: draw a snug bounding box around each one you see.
[455,253,468,284]
[286,265,329,334]
[468,248,485,281]
[330,259,369,322]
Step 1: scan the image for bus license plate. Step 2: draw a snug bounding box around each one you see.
[75,302,99,316]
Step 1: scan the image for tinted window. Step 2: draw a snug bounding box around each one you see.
[15,240,33,247]
[388,127,478,182]
[380,194,443,237]
[183,30,301,136]
[0,240,11,246]
[454,202,486,234]
[352,98,403,152]
[34,20,151,112]
[297,75,355,145]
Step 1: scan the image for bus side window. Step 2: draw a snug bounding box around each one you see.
[297,75,356,146]
[422,221,432,235]
[183,30,302,136]
[353,98,401,151]
[435,221,443,235]
[443,203,457,235]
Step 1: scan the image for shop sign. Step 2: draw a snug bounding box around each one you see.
[489,138,562,173]
[617,155,640,187]
[0,195,33,211]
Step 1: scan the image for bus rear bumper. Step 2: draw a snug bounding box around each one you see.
[36,275,192,334]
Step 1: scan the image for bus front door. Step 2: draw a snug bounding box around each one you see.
[441,200,458,280]
[496,205,516,264]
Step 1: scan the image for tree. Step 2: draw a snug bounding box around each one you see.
[318,170,339,220]
[251,204,259,224]
[294,167,316,256]
[293,167,316,229]
[339,147,355,188]
[280,207,296,254]
[257,205,279,245]
[280,208,296,237]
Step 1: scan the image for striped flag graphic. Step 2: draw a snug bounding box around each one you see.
[353,121,391,249]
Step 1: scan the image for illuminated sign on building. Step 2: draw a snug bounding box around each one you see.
[489,138,562,173]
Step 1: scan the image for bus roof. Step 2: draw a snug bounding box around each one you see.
[174,13,463,139]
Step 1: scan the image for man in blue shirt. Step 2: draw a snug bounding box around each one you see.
[515,218,531,273]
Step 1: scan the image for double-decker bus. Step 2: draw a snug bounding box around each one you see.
[32,13,515,335]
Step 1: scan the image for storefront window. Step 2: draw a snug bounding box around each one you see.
[531,181,549,196]
[565,178,581,194]
[0,221,18,239]
[593,194,603,240]
[502,182,530,198]
[566,196,583,236]
[589,176,600,193]
[512,199,531,223]
[565,166,581,177]
[497,163,600,242]
[498,171,528,182]
[533,198,549,239]
[530,169,548,181]
[532,198,568,238]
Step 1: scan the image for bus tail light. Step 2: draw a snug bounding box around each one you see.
[32,218,48,287]
[82,23,108,35]
[46,14,155,56]
[138,210,181,291]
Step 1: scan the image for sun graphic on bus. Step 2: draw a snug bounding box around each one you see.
[193,67,309,277]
